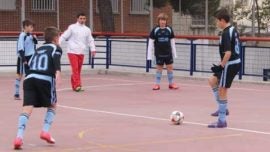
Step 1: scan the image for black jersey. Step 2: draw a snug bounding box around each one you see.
[149,26,174,57]
[28,43,62,77]
[219,26,240,61]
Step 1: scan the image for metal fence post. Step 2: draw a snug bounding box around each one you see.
[146,38,150,72]
[106,36,110,69]
[238,42,244,80]
[190,40,194,76]
[91,51,94,69]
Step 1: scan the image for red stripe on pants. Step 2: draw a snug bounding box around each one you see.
[68,53,84,90]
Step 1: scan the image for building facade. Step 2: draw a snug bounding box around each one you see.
[0,0,172,33]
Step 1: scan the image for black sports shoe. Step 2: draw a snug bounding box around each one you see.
[211,109,229,117]
[208,120,227,128]
[14,94,21,100]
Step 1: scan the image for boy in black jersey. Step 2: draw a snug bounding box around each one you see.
[147,13,178,90]
[208,8,241,128]
[13,27,62,149]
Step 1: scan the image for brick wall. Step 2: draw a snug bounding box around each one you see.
[0,0,20,31]
[0,0,172,33]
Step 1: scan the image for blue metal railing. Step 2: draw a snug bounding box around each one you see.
[89,36,270,80]
[1,36,270,80]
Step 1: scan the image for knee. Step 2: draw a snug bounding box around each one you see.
[208,77,217,87]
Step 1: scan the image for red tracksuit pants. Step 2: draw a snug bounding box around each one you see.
[68,53,84,90]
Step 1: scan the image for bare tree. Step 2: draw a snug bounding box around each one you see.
[255,0,261,35]
[97,0,115,32]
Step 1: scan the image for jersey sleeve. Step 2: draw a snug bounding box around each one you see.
[88,28,96,51]
[169,27,175,39]
[149,27,156,39]
[222,32,232,53]
[59,25,72,45]
[53,46,62,71]
[17,33,26,52]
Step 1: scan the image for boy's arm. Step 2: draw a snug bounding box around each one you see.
[88,29,96,57]
[59,26,72,45]
[220,32,232,67]
[170,38,177,58]
[147,38,154,60]
[17,33,27,63]
[32,34,38,44]
[53,47,62,88]
[55,70,61,88]
[221,51,231,68]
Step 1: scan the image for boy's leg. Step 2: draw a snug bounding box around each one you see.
[153,65,163,90]
[14,76,22,100]
[40,106,56,144]
[208,75,229,116]
[208,87,228,128]
[68,53,80,91]
[42,107,56,132]
[76,54,84,91]
[14,106,33,149]
[166,64,178,89]
[14,57,23,100]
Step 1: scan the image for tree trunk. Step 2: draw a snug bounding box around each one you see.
[97,0,115,32]
[255,0,261,36]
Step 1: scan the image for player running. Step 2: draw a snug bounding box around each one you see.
[208,8,241,128]
[147,13,178,90]
[13,26,62,149]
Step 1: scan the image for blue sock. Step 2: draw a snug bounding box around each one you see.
[155,71,162,84]
[167,71,173,84]
[16,113,29,138]
[42,108,56,132]
[14,79,20,95]
[218,100,228,123]
[212,87,219,104]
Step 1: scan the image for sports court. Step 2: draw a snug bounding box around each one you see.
[1,69,270,152]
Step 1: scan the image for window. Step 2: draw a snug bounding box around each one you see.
[130,0,149,14]
[32,0,56,11]
[192,16,205,26]
[0,0,16,10]
[96,0,119,14]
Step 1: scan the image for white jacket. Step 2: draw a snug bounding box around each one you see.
[60,22,96,55]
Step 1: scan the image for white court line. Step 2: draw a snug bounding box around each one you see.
[57,82,152,91]
[57,77,270,93]
[89,77,270,92]
[58,105,270,136]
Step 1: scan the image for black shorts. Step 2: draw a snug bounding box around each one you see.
[214,59,241,88]
[16,55,32,75]
[155,55,173,65]
[23,74,57,107]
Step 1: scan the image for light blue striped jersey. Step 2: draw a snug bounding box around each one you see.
[17,32,36,56]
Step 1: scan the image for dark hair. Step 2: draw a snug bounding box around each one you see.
[22,19,35,28]
[214,8,230,23]
[77,12,86,18]
[44,26,60,43]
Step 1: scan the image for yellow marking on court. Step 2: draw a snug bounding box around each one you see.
[87,141,142,152]
[118,134,243,148]
[77,128,97,139]
[71,133,243,152]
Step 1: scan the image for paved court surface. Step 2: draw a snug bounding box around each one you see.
[1,70,270,152]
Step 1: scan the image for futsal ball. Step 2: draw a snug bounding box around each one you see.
[170,111,184,125]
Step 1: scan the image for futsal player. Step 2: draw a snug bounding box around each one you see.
[147,13,178,90]
[208,8,241,128]
[13,26,62,149]
[14,19,38,100]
